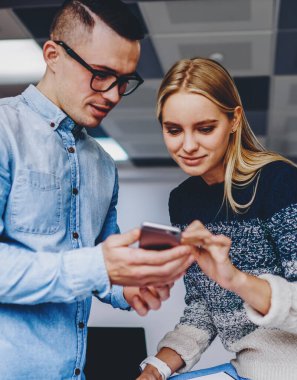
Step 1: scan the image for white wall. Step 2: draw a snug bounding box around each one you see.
[88,167,234,370]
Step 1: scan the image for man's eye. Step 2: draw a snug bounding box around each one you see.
[94,71,111,80]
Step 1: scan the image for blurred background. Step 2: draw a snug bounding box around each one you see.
[1,0,296,373]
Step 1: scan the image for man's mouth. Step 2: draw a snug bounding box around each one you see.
[89,104,112,117]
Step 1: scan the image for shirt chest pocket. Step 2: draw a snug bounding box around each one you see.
[11,170,62,234]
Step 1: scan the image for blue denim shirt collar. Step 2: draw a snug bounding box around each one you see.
[21,84,84,138]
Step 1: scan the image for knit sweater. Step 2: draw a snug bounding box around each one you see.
[158,161,297,380]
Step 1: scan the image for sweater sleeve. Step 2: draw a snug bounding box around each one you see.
[157,267,218,373]
[245,161,297,333]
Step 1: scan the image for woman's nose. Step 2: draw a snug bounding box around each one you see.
[182,134,199,153]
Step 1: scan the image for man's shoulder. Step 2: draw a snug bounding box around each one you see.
[0,94,23,123]
[0,93,22,109]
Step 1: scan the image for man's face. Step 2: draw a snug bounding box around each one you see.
[53,22,140,127]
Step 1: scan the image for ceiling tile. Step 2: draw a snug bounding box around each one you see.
[140,0,274,34]
[0,8,31,39]
[275,31,297,75]
[234,76,270,110]
[137,37,163,79]
[150,32,273,76]
[278,0,297,30]
[14,7,58,39]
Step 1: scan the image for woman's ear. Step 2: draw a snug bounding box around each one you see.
[42,40,60,73]
[231,106,242,133]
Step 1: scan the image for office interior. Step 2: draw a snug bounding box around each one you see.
[0,0,296,378]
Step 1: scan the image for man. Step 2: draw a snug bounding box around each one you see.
[0,0,194,379]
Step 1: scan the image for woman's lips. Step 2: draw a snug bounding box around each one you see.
[179,155,207,166]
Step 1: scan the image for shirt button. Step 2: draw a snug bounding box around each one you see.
[92,290,99,296]
[72,188,78,195]
[68,147,75,153]
[50,122,55,128]
[78,322,85,329]
[73,232,79,239]
[75,368,81,376]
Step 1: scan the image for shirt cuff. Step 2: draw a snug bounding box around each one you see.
[110,285,131,310]
[244,274,292,328]
[64,244,111,299]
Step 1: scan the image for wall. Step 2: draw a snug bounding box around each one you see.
[88,167,234,370]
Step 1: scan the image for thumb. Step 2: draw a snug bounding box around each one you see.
[108,228,141,248]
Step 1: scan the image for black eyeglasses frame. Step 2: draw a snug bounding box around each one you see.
[54,40,144,96]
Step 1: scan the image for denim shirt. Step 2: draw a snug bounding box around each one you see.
[0,85,129,379]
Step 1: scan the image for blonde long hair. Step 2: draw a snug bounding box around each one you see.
[157,57,294,213]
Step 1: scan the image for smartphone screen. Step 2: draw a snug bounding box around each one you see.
[139,222,181,251]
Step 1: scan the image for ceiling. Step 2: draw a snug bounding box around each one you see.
[0,0,297,167]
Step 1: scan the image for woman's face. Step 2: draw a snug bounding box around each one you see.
[162,91,238,185]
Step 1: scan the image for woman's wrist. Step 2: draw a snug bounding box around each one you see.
[223,266,248,292]
[141,364,163,380]
[214,262,244,291]
[140,356,172,380]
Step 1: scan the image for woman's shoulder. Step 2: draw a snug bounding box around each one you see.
[259,160,297,191]
[260,160,297,178]
[258,160,297,217]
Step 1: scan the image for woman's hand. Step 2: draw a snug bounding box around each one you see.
[182,221,272,315]
[181,220,240,289]
[136,365,162,380]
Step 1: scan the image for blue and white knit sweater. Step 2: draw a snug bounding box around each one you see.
[158,161,297,380]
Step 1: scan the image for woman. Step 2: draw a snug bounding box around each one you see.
[137,58,297,380]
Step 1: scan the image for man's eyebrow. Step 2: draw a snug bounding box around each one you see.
[91,64,117,74]
[90,64,136,76]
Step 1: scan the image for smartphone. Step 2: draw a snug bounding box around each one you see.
[139,221,181,251]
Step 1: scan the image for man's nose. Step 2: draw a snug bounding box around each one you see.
[101,84,121,105]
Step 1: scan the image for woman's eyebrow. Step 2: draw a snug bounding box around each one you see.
[194,119,218,126]
[163,119,218,127]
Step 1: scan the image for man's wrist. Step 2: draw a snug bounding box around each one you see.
[140,356,172,380]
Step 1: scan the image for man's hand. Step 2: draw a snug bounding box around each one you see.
[123,284,173,316]
[102,228,194,287]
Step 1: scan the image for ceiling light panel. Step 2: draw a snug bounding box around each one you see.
[0,39,46,84]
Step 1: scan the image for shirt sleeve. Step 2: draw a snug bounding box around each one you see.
[157,268,218,373]
[93,169,130,310]
[245,162,297,332]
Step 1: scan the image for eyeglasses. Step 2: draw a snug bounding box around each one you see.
[54,40,144,96]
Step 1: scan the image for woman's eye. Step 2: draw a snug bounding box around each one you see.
[199,126,214,134]
[166,129,181,135]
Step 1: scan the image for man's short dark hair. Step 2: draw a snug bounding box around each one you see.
[50,0,145,42]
